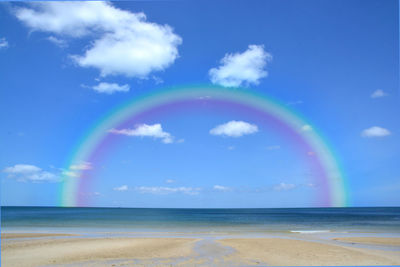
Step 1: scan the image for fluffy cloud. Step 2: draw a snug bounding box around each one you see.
[135,186,201,195]
[109,123,174,143]
[3,164,60,182]
[70,162,92,171]
[62,170,79,178]
[209,45,272,87]
[213,185,231,192]
[361,126,391,138]
[210,120,258,137]
[273,182,296,191]
[92,82,130,94]
[165,179,176,184]
[301,124,312,132]
[114,185,128,191]
[47,36,67,48]
[63,162,93,178]
[14,2,182,78]
[0,37,9,49]
[371,89,388,98]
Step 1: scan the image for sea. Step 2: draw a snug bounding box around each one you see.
[1,207,400,234]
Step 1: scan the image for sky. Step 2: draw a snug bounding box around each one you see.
[0,0,399,208]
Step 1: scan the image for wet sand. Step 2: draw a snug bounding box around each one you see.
[333,237,400,246]
[1,233,78,239]
[2,234,400,266]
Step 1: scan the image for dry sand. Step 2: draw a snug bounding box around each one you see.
[2,235,400,266]
[1,237,198,267]
[333,237,400,246]
[218,238,400,266]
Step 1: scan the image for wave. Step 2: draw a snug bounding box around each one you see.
[290,230,331,234]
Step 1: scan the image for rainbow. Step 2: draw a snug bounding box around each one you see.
[60,85,349,207]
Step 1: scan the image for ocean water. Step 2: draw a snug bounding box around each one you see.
[1,206,400,234]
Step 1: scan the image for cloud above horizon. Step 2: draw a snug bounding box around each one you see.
[114,185,128,191]
[47,36,67,48]
[135,186,201,195]
[70,162,92,171]
[3,164,60,183]
[209,45,272,87]
[301,124,312,132]
[273,182,296,191]
[361,126,391,138]
[14,2,182,78]
[370,89,388,98]
[210,120,258,137]
[92,82,130,94]
[266,145,281,150]
[109,123,175,144]
[62,162,93,178]
[0,37,9,49]
[213,185,231,192]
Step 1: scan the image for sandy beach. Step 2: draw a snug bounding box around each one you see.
[2,236,198,267]
[219,238,400,266]
[2,234,400,266]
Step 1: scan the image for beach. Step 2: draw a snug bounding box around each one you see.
[2,207,400,266]
[2,233,400,266]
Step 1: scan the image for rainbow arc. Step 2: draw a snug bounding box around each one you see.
[60,85,348,207]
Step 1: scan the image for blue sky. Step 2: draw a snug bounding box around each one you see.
[0,0,399,208]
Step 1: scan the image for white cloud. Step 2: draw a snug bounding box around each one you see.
[70,162,92,170]
[210,120,258,137]
[114,185,128,191]
[62,170,79,178]
[62,162,92,178]
[266,145,280,150]
[3,164,41,174]
[47,36,67,48]
[109,123,175,144]
[92,82,130,94]
[3,164,60,183]
[301,124,312,132]
[135,186,201,195]
[14,2,182,78]
[371,89,388,98]
[273,182,296,191]
[361,126,391,138]
[152,76,164,85]
[0,37,9,49]
[213,185,231,192]
[165,179,176,184]
[209,45,272,87]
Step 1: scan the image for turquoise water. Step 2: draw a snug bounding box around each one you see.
[1,206,400,233]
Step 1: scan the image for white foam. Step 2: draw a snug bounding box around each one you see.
[290,230,330,234]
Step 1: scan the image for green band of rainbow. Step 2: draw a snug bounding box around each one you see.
[60,85,349,207]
